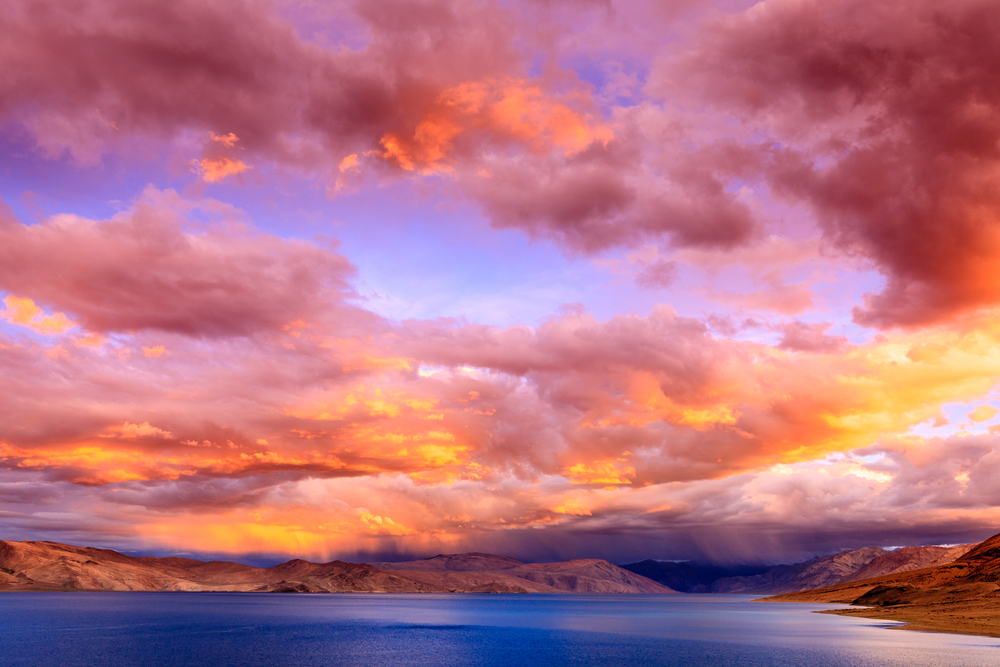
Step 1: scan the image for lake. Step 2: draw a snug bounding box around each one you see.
[1,593,998,666]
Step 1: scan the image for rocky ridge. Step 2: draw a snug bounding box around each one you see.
[624,543,974,595]
[0,540,674,594]
[766,532,1000,638]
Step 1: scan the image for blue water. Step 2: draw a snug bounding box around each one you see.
[1,594,998,666]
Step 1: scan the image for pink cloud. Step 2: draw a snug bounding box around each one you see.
[0,0,768,256]
[461,129,762,253]
[0,187,364,337]
[634,259,679,289]
[659,0,1000,327]
[776,321,848,353]
[6,0,1000,563]
[0,0,524,165]
[673,236,821,274]
[706,273,814,315]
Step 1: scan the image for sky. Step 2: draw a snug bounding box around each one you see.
[2,0,1000,566]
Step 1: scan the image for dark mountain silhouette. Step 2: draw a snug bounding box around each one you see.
[619,560,768,593]
[624,543,974,595]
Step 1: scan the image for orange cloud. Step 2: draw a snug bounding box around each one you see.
[968,404,999,424]
[567,457,635,486]
[195,156,250,182]
[287,381,471,475]
[210,131,239,148]
[74,333,106,348]
[1,295,76,334]
[135,504,419,559]
[0,436,358,486]
[378,78,613,174]
[8,300,1000,503]
[102,421,176,440]
[338,153,358,172]
[1,442,173,484]
[7,192,1000,555]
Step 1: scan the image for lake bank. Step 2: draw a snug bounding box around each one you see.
[813,602,1000,640]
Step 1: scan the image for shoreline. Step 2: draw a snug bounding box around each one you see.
[759,599,1000,640]
[818,605,1000,639]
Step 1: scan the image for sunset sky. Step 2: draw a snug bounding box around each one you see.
[3,0,1000,565]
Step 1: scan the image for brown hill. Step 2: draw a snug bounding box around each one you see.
[0,541,674,594]
[707,543,973,595]
[709,546,888,594]
[0,541,438,593]
[369,553,525,572]
[765,532,1000,638]
[372,554,676,594]
[840,543,974,583]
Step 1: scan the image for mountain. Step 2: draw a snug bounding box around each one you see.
[0,541,673,594]
[839,543,973,582]
[368,553,525,573]
[709,546,889,594]
[0,540,440,593]
[619,560,769,593]
[766,532,1000,638]
[369,554,676,593]
[627,543,974,595]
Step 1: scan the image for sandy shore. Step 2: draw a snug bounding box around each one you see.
[813,602,1000,639]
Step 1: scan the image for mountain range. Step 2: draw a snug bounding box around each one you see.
[6,533,1000,637]
[0,540,673,594]
[622,543,974,594]
[366,553,670,593]
[0,536,988,599]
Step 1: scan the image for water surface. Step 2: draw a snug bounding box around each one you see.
[1,593,997,666]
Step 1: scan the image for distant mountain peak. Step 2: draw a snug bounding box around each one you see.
[622,541,977,594]
[0,540,673,595]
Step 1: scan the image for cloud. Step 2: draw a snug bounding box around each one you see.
[0,295,77,335]
[0,258,971,496]
[397,306,1000,488]
[0,187,364,337]
[673,236,821,275]
[195,132,249,182]
[5,431,1000,564]
[210,132,239,148]
[102,422,175,440]
[19,0,1000,282]
[194,156,249,183]
[634,258,678,289]
[3,282,1000,558]
[0,0,766,255]
[967,405,998,424]
[659,0,1000,327]
[461,124,762,253]
[6,0,1000,564]
[707,273,814,315]
[777,321,848,353]
[376,77,613,174]
[0,0,524,167]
